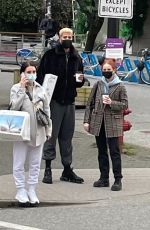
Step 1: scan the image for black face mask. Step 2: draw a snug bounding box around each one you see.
[102,71,113,79]
[61,40,72,49]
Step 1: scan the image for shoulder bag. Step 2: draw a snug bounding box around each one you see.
[26,91,50,127]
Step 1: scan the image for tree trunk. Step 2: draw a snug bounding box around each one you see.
[85,17,104,52]
[76,0,104,51]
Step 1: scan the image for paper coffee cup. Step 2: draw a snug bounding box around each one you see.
[102,94,109,100]
[75,73,82,82]
[102,94,109,103]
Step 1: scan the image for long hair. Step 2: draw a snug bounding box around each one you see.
[20,61,37,74]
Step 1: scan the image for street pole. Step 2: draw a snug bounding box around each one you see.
[107,18,119,38]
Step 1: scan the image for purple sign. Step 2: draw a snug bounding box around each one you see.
[106,38,124,49]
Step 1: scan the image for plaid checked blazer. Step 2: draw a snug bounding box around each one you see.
[84,80,128,137]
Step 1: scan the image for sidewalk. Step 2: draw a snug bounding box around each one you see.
[0,77,150,208]
[1,168,150,207]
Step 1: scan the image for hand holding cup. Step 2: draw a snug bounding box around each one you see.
[102,94,111,105]
[75,73,84,82]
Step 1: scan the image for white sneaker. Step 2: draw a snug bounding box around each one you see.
[15,188,29,203]
[28,186,39,204]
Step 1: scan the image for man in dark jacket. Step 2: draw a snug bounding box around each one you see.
[36,27,85,184]
[39,14,59,47]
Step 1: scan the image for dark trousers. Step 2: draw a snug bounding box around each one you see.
[45,35,50,47]
[95,121,122,180]
[43,100,75,167]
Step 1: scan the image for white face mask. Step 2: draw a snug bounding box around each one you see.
[26,73,36,81]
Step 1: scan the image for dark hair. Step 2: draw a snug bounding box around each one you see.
[20,61,37,74]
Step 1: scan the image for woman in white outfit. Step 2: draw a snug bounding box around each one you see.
[10,62,52,206]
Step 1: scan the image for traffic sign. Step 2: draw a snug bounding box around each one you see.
[98,0,133,19]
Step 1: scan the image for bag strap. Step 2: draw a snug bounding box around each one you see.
[8,102,12,110]
[26,91,33,101]
[93,82,98,104]
[90,82,98,110]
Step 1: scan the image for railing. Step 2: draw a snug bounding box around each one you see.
[0,32,44,53]
[0,31,87,52]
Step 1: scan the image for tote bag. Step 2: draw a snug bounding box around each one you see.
[0,110,30,141]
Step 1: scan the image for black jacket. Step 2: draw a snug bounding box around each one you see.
[39,18,58,37]
[37,44,85,105]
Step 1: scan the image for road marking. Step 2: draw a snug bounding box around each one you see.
[0,221,44,230]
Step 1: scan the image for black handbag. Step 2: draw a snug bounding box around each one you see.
[26,91,49,127]
[36,108,49,127]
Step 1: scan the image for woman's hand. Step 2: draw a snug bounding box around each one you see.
[102,95,112,105]
[46,135,51,140]
[83,123,90,132]
[20,73,29,88]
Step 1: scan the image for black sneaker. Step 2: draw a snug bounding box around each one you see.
[42,168,53,184]
[111,179,122,191]
[93,178,109,187]
[60,168,84,184]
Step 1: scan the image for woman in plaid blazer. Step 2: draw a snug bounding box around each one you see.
[84,58,128,191]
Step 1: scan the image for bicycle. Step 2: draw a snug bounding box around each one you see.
[117,49,150,85]
[137,48,150,61]
[93,43,106,52]
[16,35,59,66]
[80,51,103,76]
[16,43,45,66]
[135,48,150,85]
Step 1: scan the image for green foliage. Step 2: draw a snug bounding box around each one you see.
[123,143,136,155]
[51,0,72,28]
[120,21,133,40]
[74,0,96,34]
[0,0,43,31]
[120,0,149,40]
[73,4,88,34]
[75,12,87,34]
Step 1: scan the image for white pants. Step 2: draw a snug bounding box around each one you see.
[13,142,43,188]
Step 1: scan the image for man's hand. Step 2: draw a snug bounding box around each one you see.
[78,74,84,81]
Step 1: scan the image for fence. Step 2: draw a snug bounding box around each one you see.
[0,32,87,52]
[0,32,44,54]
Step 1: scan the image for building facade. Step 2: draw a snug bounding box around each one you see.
[133,6,150,53]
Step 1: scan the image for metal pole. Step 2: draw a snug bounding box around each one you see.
[0,33,1,47]
[107,18,119,38]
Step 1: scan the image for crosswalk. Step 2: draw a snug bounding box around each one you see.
[0,221,44,230]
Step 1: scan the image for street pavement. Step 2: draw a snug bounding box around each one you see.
[0,66,150,229]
